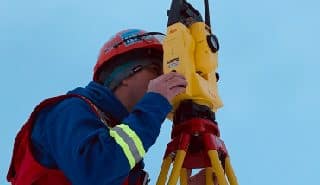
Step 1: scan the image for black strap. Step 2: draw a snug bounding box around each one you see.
[74,94,118,127]
[128,166,149,185]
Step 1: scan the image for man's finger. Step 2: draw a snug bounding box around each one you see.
[167,74,186,82]
[162,72,186,82]
[170,86,186,95]
[166,79,187,89]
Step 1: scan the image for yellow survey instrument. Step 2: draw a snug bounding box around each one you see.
[157,0,238,184]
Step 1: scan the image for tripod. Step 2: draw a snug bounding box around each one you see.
[156,101,237,185]
[156,0,238,184]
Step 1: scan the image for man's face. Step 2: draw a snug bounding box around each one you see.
[124,63,162,103]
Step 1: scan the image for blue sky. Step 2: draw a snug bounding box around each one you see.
[1,0,320,184]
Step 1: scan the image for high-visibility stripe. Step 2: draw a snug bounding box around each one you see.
[117,124,146,157]
[113,127,142,165]
[109,124,146,169]
[80,96,145,168]
[109,130,135,169]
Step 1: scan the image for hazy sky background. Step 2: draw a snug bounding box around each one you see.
[1,0,320,184]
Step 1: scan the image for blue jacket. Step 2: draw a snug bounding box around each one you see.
[31,81,172,185]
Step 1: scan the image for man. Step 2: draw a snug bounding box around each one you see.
[7,29,215,185]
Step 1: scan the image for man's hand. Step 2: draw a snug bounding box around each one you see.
[147,72,187,102]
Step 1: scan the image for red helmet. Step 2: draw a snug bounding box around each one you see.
[93,29,164,81]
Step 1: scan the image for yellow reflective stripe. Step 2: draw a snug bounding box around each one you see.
[109,130,135,169]
[112,127,142,164]
[117,124,146,157]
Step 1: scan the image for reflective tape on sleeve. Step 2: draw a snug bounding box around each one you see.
[117,124,146,157]
[109,130,136,168]
[109,124,146,169]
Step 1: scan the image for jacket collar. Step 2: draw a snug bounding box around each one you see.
[68,81,129,122]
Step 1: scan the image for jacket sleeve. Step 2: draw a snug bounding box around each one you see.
[31,92,172,185]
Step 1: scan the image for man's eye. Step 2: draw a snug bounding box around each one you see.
[149,66,162,75]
